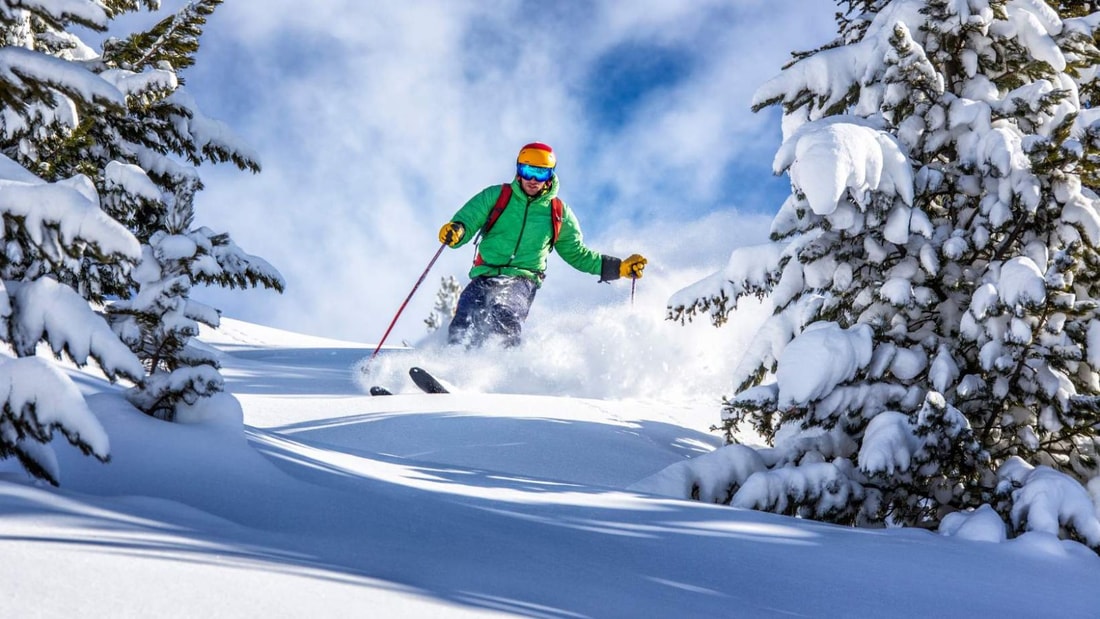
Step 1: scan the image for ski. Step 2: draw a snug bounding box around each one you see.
[409,367,449,394]
[368,368,449,395]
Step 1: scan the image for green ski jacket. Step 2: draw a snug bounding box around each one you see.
[449,177,618,285]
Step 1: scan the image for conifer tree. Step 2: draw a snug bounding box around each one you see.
[95,1,285,420]
[669,1,1100,546]
[425,276,461,333]
[9,0,284,421]
[0,0,156,483]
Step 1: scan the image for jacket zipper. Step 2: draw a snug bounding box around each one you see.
[505,194,534,265]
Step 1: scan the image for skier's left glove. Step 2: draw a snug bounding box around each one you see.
[439,222,465,247]
[619,254,647,279]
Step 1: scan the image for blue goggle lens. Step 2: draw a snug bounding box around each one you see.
[517,163,554,182]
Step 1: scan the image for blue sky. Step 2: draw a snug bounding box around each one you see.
[114,1,837,342]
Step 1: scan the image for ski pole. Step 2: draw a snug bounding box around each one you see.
[631,274,637,306]
[368,243,446,363]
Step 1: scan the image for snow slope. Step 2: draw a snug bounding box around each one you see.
[0,317,1098,618]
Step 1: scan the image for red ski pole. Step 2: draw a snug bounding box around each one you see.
[368,243,446,362]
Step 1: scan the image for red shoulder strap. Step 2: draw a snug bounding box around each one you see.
[550,197,563,249]
[482,183,512,237]
[473,184,513,267]
[474,185,563,265]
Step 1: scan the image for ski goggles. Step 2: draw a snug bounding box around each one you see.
[517,163,554,182]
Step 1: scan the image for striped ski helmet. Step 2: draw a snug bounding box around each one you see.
[516,142,556,169]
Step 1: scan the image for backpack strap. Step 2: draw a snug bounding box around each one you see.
[472,184,564,265]
[473,184,513,267]
[549,197,563,251]
[482,183,513,238]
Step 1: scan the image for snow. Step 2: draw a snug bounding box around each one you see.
[7,277,143,379]
[880,277,913,305]
[667,241,784,327]
[1089,320,1100,370]
[889,345,927,381]
[0,0,1098,614]
[752,0,928,129]
[730,459,865,520]
[775,322,874,408]
[0,174,141,264]
[14,0,109,29]
[1001,458,1100,546]
[0,356,110,464]
[930,346,960,393]
[940,504,1008,543]
[774,117,914,218]
[100,67,178,99]
[629,444,767,503]
[0,46,123,109]
[166,88,262,167]
[998,256,1047,307]
[0,317,1096,617]
[995,0,1066,71]
[155,233,200,261]
[104,160,162,202]
[0,152,42,184]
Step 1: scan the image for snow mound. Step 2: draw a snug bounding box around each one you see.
[940,504,1008,544]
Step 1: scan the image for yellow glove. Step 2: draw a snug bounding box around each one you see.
[620,254,647,279]
[439,222,465,247]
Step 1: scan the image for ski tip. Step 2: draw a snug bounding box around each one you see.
[369,386,393,396]
[409,367,449,394]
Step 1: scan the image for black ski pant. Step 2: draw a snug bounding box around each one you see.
[447,275,537,348]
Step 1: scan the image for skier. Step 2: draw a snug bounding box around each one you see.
[438,142,647,348]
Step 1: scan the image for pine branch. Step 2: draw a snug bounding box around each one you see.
[103,0,223,74]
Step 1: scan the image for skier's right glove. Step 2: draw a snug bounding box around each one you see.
[439,222,465,247]
[619,254,647,279]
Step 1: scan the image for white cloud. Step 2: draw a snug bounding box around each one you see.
[139,1,834,342]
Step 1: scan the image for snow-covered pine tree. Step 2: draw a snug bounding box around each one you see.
[108,180,284,421]
[45,0,284,421]
[0,0,154,483]
[425,275,461,332]
[668,1,1100,546]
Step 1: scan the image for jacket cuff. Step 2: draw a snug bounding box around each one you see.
[599,255,621,283]
[452,220,471,247]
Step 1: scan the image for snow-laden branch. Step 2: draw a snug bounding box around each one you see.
[166,89,261,171]
[667,242,785,326]
[0,46,124,109]
[100,66,178,100]
[731,460,866,520]
[0,355,109,454]
[105,161,162,202]
[6,0,110,30]
[0,168,141,263]
[753,0,1066,131]
[9,278,144,381]
[774,117,914,217]
[775,322,874,409]
[0,355,111,485]
[999,457,1100,546]
[993,0,1066,71]
[629,444,767,503]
